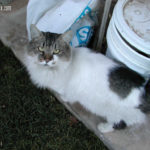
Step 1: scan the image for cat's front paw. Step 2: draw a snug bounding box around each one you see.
[97,123,114,133]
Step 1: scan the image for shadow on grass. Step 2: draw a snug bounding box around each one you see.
[0,41,108,150]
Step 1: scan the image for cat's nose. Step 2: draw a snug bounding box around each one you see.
[45,55,53,63]
[45,59,49,63]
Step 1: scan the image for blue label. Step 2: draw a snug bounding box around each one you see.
[75,6,91,23]
[76,26,93,46]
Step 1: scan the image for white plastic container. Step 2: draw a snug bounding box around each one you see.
[106,0,150,78]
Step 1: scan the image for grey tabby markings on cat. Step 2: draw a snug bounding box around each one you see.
[139,80,150,113]
[28,24,71,63]
[109,66,145,99]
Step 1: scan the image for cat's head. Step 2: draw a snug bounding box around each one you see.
[28,24,73,68]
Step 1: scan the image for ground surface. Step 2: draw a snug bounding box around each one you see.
[0,41,108,150]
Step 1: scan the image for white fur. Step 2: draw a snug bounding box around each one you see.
[23,47,146,133]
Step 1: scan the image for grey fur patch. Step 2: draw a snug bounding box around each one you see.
[138,102,150,113]
[113,120,127,130]
[42,32,60,47]
[138,79,150,113]
[108,66,145,99]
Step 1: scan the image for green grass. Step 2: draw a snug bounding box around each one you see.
[0,41,108,150]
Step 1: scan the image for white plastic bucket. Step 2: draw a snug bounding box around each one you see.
[106,0,150,78]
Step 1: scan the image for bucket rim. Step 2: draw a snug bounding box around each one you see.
[113,0,150,55]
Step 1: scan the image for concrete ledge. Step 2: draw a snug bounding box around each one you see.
[0,1,150,150]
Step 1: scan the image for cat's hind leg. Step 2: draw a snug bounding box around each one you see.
[97,120,127,133]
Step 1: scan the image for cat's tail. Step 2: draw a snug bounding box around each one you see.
[139,79,150,113]
[144,79,150,101]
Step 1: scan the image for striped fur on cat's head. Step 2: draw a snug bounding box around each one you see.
[28,24,73,68]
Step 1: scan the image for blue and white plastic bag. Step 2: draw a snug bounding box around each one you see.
[27,0,100,47]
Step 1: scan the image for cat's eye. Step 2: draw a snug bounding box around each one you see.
[38,46,44,52]
[53,49,60,54]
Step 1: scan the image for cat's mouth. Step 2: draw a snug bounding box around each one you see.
[45,62,55,66]
[38,55,58,67]
[39,60,56,67]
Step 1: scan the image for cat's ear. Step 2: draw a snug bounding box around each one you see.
[61,30,73,43]
[30,24,42,39]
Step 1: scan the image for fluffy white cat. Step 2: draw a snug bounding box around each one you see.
[23,25,150,133]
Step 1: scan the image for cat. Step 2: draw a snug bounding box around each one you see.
[24,24,150,133]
